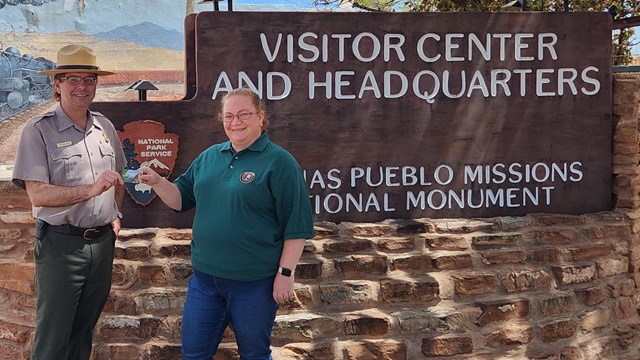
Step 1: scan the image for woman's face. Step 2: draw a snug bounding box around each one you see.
[222,94,264,152]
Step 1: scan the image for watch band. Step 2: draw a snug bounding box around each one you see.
[278,266,293,277]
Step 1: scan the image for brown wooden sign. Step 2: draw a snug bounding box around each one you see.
[92,12,613,228]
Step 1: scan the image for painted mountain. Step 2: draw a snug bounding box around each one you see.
[92,22,184,51]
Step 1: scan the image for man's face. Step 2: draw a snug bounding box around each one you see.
[55,72,98,110]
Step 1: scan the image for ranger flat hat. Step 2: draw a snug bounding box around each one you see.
[40,44,114,76]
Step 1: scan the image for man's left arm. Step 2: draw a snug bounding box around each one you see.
[107,119,127,235]
[112,182,125,234]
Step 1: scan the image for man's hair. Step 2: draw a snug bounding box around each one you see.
[51,74,63,102]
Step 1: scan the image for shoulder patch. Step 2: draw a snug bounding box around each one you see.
[90,111,114,129]
[91,113,118,138]
[30,111,55,125]
[90,110,107,118]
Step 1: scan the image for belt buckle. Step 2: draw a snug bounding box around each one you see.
[83,228,100,240]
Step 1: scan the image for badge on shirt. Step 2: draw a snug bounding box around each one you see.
[56,141,72,148]
[102,132,110,144]
[240,172,256,184]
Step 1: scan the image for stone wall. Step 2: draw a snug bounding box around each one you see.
[0,74,639,359]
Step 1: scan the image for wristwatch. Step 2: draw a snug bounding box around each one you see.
[278,266,293,277]
[117,211,124,219]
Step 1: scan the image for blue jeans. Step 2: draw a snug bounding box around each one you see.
[181,269,278,360]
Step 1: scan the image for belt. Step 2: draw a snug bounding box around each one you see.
[45,222,112,240]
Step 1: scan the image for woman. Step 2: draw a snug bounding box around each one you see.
[139,87,314,359]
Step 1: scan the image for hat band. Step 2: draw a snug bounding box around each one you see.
[55,65,100,70]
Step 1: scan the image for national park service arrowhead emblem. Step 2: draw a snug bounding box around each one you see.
[117,120,179,206]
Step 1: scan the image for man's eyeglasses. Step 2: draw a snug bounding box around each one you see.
[59,76,98,86]
[221,111,254,123]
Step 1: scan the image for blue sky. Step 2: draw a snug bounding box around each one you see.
[630,32,640,55]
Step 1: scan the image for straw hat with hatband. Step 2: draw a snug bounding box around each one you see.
[40,45,114,76]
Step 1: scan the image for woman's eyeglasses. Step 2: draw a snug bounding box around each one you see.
[221,111,253,123]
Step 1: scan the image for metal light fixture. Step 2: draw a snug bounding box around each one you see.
[126,80,158,101]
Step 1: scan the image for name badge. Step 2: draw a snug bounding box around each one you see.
[56,141,72,148]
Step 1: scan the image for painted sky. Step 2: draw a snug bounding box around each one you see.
[0,0,327,34]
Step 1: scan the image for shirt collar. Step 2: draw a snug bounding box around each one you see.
[54,104,100,133]
[221,131,271,154]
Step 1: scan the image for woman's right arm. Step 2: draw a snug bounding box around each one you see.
[139,167,182,210]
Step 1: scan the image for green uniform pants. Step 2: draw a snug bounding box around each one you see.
[31,222,115,360]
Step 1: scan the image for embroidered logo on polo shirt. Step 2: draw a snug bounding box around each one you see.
[240,172,256,184]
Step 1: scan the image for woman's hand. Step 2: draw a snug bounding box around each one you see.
[273,273,296,305]
[139,166,161,186]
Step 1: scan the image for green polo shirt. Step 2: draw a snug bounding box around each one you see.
[174,132,313,281]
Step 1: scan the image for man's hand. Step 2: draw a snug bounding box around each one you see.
[26,170,124,208]
[91,170,124,197]
[111,217,121,235]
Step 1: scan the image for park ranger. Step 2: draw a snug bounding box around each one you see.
[12,44,126,360]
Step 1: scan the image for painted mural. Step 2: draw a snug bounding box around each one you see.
[0,46,54,117]
[0,0,310,121]
[0,0,184,121]
[0,0,59,8]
